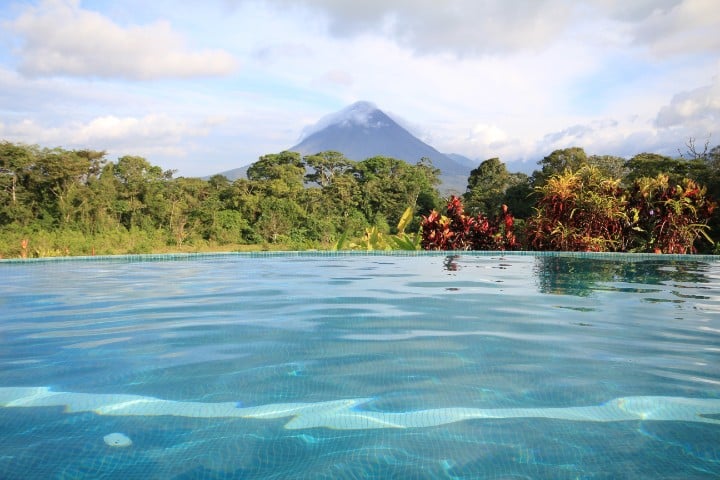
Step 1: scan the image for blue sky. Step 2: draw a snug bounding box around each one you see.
[0,0,718,176]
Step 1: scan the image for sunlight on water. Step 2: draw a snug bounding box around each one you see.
[2,386,720,430]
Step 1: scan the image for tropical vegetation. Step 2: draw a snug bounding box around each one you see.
[1,139,718,257]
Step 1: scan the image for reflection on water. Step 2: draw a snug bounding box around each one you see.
[534,255,714,297]
[444,255,460,271]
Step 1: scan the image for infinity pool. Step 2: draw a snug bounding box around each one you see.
[1,252,719,479]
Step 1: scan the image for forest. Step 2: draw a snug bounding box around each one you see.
[0,140,718,258]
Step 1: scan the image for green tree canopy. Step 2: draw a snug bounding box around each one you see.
[304,151,354,187]
[464,157,512,216]
[2,139,717,257]
[113,155,173,230]
[531,147,588,187]
[352,155,440,230]
[0,142,35,225]
[247,151,305,197]
[624,152,708,186]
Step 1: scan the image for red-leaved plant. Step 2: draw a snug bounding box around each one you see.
[526,167,716,253]
[421,196,517,250]
[525,166,627,252]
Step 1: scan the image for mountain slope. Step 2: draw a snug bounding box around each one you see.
[212,102,475,192]
[290,101,471,179]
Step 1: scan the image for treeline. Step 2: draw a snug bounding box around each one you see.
[0,140,718,257]
[0,144,440,257]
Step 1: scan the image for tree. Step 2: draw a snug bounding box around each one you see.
[247,151,305,197]
[165,177,209,246]
[0,142,35,225]
[531,147,588,187]
[195,174,248,244]
[211,209,252,244]
[311,169,366,239]
[304,151,354,187]
[85,162,120,233]
[353,156,441,231]
[113,155,173,229]
[624,153,708,186]
[353,156,404,228]
[464,157,513,216]
[254,196,304,243]
[588,154,628,180]
[34,148,109,227]
[413,157,442,215]
[502,173,533,219]
[207,174,231,191]
[679,136,712,161]
[704,145,720,251]
[320,171,361,217]
[3,137,718,257]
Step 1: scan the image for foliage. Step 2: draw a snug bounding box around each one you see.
[526,166,716,253]
[464,157,510,216]
[0,142,447,257]
[624,152,709,187]
[526,166,627,252]
[531,147,588,187]
[304,151,354,187]
[352,156,440,230]
[420,196,517,250]
[532,148,628,188]
[626,175,715,253]
[501,173,534,219]
[1,139,718,257]
[342,207,422,251]
[463,157,533,219]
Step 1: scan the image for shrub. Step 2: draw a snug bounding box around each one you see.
[421,196,517,250]
[627,175,715,253]
[525,167,716,253]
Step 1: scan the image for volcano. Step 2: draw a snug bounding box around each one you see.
[290,101,473,190]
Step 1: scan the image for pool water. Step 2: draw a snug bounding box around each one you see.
[1,252,719,479]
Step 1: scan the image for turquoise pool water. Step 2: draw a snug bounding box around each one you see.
[1,252,719,479]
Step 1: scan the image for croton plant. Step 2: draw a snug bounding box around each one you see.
[524,168,716,254]
[420,196,518,251]
[421,169,715,253]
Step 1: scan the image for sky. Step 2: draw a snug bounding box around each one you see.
[0,0,718,176]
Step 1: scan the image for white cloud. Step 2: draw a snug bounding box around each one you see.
[592,0,683,21]
[0,118,62,143]
[9,0,237,79]
[298,101,384,140]
[72,114,210,145]
[237,0,575,55]
[656,78,720,128]
[0,113,215,158]
[630,0,720,56]
[232,0,717,58]
[1,0,718,177]
[535,119,626,156]
[318,69,354,87]
[467,124,509,147]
